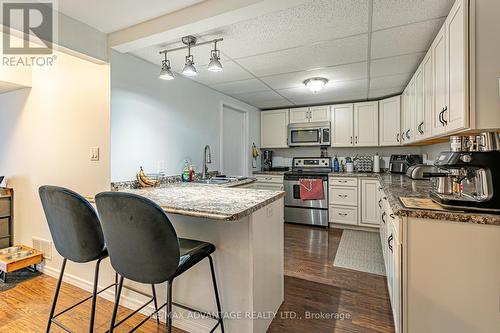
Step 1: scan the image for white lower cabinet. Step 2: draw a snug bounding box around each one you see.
[328,176,379,228]
[245,174,284,190]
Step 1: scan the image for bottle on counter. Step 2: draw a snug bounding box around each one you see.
[333,156,340,173]
[181,160,190,182]
[373,153,380,173]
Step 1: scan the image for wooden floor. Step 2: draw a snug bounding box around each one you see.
[0,224,394,332]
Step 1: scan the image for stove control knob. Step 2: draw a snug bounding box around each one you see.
[460,154,472,163]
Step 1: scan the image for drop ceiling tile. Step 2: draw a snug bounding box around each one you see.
[278,79,368,105]
[371,18,444,59]
[188,61,253,85]
[236,34,368,77]
[370,52,425,78]
[261,62,368,90]
[254,98,292,110]
[372,0,454,30]
[233,90,285,104]
[368,87,403,99]
[213,0,369,59]
[370,73,410,91]
[212,79,269,95]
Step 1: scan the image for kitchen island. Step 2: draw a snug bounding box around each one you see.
[111,182,285,333]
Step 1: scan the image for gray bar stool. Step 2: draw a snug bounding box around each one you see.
[95,191,224,333]
[39,186,124,333]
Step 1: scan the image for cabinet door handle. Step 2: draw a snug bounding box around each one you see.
[350,136,353,144]
[401,132,405,141]
[439,108,445,126]
[406,129,410,139]
[338,180,348,183]
[378,199,382,209]
[388,234,393,252]
[381,211,386,224]
[338,194,348,198]
[390,213,395,219]
[442,106,448,125]
[355,136,358,144]
[396,133,400,143]
[418,122,424,135]
[383,196,387,201]
[338,212,348,216]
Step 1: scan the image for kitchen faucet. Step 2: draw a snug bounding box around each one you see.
[202,145,212,179]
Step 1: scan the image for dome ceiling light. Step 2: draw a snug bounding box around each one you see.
[303,77,328,93]
[158,35,224,80]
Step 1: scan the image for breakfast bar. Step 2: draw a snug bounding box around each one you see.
[113,183,286,333]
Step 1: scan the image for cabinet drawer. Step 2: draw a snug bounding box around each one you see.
[329,187,358,206]
[0,237,9,249]
[329,206,358,225]
[254,174,284,184]
[0,198,10,217]
[329,177,358,187]
[0,218,9,238]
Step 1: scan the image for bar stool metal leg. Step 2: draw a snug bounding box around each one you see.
[88,257,104,333]
[109,276,124,333]
[209,255,225,333]
[151,284,160,325]
[166,280,173,333]
[46,258,67,333]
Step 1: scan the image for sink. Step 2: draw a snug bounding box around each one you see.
[194,179,231,185]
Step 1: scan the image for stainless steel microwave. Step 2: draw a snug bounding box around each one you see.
[288,121,331,147]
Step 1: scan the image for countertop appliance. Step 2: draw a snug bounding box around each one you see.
[406,164,438,179]
[389,154,422,174]
[429,150,500,212]
[284,157,331,227]
[261,150,273,171]
[288,122,330,147]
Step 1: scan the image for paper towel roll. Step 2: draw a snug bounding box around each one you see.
[373,154,380,173]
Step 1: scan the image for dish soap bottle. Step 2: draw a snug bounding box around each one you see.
[181,160,190,182]
[333,156,340,173]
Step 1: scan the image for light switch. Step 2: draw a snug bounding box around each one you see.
[90,147,99,161]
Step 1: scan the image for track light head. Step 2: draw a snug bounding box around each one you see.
[208,42,223,72]
[182,54,197,76]
[159,55,174,80]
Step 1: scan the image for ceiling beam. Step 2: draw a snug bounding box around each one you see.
[108,0,309,53]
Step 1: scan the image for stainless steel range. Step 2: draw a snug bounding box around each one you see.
[284,157,331,227]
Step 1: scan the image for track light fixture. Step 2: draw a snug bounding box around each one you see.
[159,53,174,80]
[208,40,223,72]
[158,35,223,80]
[303,77,328,93]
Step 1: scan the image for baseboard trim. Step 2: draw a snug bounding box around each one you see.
[40,265,213,333]
[329,223,379,232]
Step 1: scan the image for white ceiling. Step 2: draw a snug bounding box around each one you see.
[57,0,205,33]
[83,0,454,109]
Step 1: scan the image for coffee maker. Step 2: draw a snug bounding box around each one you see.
[261,150,273,171]
[429,133,500,212]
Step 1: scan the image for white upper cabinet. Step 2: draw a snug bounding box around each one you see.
[354,101,379,146]
[445,0,468,132]
[289,107,310,123]
[422,50,434,139]
[261,109,289,148]
[414,66,425,140]
[289,106,330,123]
[432,25,448,136]
[331,104,354,147]
[379,96,401,146]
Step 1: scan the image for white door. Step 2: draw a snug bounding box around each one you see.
[360,179,380,226]
[354,101,379,146]
[379,96,401,146]
[261,109,289,148]
[422,50,434,139]
[309,106,330,122]
[432,25,448,136]
[415,67,425,140]
[222,105,246,177]
[289,107,310,123]
[331,104,354,147]
[446,0,468,132]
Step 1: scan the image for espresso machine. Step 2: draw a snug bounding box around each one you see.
[429,132,500,212]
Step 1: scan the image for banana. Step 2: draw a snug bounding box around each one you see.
[137,167,159,187]
[136,173,151,187]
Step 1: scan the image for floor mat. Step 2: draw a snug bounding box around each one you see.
[333,230,386,276]
[0,268,42,292]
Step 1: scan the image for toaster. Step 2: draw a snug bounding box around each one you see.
[406,164,438,180]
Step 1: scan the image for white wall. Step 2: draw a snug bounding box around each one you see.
[0,49,112,287]
[111,51,260,182]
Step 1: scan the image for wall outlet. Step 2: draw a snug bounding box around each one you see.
[32,237,52,260]
[90,147,99,161]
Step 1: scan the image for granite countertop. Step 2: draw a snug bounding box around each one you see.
[112,182,284,221]
[328,172,500,225]
[253,171,288,175]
